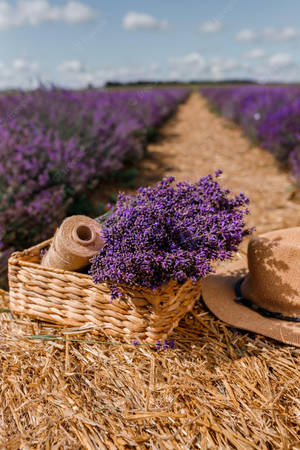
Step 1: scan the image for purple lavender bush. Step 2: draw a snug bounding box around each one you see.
[258,98,300,162]
[201,85,300,187]
[201,86,300,144]
[0,87,189,287]
[90,171,252,299]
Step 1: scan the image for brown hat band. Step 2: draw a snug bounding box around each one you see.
[234,277,300,323]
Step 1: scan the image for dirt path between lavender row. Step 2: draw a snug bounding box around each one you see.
[140,92,300,235]
[91,91,300,236]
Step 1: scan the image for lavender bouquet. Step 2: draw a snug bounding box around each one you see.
[90,171,252,299]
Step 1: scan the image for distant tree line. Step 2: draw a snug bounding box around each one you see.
[105,79,258,88]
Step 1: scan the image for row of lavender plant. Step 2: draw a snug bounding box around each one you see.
[0,87,189,285]
[200,85,300,183]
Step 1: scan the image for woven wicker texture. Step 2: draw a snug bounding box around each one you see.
[8,239,202,344]
[0,288,9,306]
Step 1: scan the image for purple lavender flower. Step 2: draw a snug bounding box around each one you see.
[133,339,138,347]
[162,339,175,350]
[168,339,175,349]
[90,174,251,299]
[214,169,223,177]
[156,340,162,350]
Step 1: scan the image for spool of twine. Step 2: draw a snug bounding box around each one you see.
[41,215,105,271]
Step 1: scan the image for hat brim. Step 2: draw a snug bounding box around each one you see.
[202,257,300,347]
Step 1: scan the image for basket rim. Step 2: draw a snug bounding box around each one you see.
[8,239,203,296]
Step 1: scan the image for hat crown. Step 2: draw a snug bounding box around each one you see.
[242,228,300,317]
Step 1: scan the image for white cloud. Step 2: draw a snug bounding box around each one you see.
[55,62,165,89]
[54,52,298,87]
[169,52,206,69]
[0,58,163,91]
[149,63,159,73]
[63,1,95,24]
[0,58,42,90]
[169,52,207,79]
[208,57,246,80]
[0,0,95,30]
[236,26,299,44]
[58,59,84,73]
[263,26,298,41]
[122,11,169,31]
[12,57,38,71]
[236,28,256,42]
[268,53,292,68]
[198,20,223,33]
[250,59,299,83]
[63,55,296,87]
[1,49,298,91]
[245,48,266,59]
[211,57,240,72]
[168,52,247,81]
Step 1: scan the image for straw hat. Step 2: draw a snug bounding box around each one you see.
[202,227,300,347]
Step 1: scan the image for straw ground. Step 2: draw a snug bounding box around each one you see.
[2,287,300,449]
[1,92,300,448]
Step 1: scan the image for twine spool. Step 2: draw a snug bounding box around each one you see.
[41,215,104,271]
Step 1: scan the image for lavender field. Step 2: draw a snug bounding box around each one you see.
[0,87,189,285]
[201,85,300,185]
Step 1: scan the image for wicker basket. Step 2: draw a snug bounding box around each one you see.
[8,239,202,344]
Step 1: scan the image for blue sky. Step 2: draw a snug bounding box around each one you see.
[1,0,300,89]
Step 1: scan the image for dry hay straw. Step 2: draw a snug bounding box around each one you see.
[1,286,300,449]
